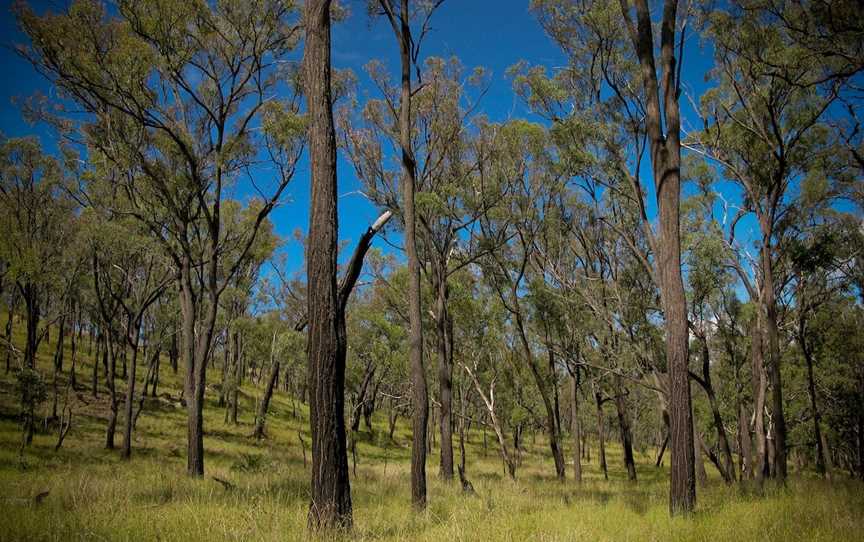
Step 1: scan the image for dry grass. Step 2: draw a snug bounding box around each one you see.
[1,318,862,541]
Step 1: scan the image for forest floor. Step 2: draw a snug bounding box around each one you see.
[0,321,862,541]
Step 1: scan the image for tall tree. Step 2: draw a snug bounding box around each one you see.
[18,0,304,476]
[372,0,445,508]
[304,0,352,529]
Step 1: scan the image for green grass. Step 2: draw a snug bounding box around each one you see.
[1,317,862,541]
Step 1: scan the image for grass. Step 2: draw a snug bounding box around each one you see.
[1,317,862,541]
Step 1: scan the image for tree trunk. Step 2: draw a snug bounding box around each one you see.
[621,0,694,514]
[4,302,14,373]
[695,336,735,483]
[254,360,280,440]
[751,316,769,483]
[230,331,241,425]
[22,283,39,371]
[434,267,454,481]
[390,0,430,508]
[799,330,826,477]
[738,402,753,480]
[122,330,140,460]
[105,334,118,450]
[516,312,565,480]
[571,370,582,483]
[614,376,637,481]
[760,240,787,481]
[304,0,352,529]
[595,391,608,480]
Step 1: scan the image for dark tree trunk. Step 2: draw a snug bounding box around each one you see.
[121,330,140,460]
[799,329,826,476]
[254,360,280,440]
[92,333,101,398]
[434,267,454,481]
[22,283,39,371]
[304,0,352,529]
[4,301,14,373]
[571,369,582,483]
[595,391,608,480]
[386,0,430,508]
[70,311,78,389]
[219,332,229,408]
[105,334,118,450]
[51,314,66,419]
[229,331,241,425]
[516,313,565,480]
[614,376,637,482]
[693,335,735,483]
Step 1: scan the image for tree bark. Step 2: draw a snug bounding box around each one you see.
[304,0,352,529]
[389,0,430,508]
[751,316,769,483]
[254,360,280,440]
[614,376,637,481]
[595,390,608,480]
[693,335,735,483]
[571,369,582,483]
[760,238,787,481]
[121,328,140,460]
[799,327,826,476]
[619,0,694,514]
[434,266,454,480]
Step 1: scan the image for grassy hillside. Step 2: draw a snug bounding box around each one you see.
[1,318,862,541]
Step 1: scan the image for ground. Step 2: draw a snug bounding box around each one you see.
[1,319,862,541]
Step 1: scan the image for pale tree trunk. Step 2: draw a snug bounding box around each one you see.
[463,364,516,479]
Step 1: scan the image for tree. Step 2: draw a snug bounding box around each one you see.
[369,0,446,508]
[303,0,352,529]
[18,0,304,476]
[527,0,695,512]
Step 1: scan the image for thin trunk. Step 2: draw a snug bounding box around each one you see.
[799,329,826,477]
[696,335,735,483]
[694,425,708,488]
[4,303,14,373]
[738,402,753,480]
[122,329,140,460]
[517,312,565,479]
[105,334,118,450]
[595,391,608,480]
[435,268,454,480]
[254,360,280,440]
[390,0,430,508]
[614,376,637,481]
[571,370,582,483]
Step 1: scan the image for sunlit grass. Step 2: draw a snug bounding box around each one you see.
[1,316,862,541]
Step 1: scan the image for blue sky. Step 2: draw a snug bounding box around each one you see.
[0,0,740,281]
